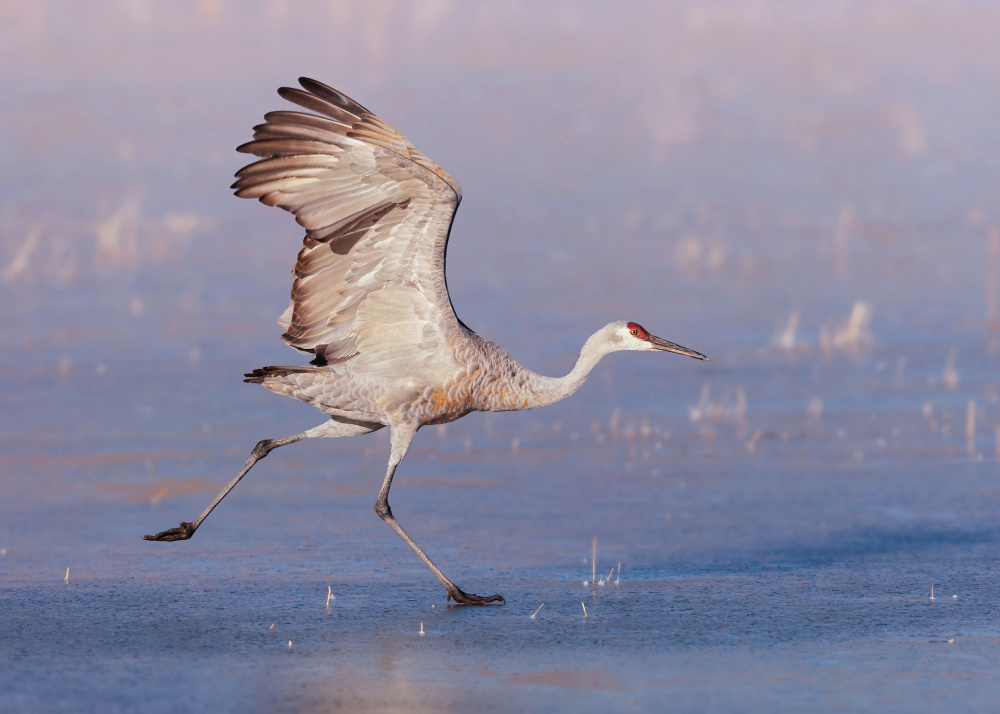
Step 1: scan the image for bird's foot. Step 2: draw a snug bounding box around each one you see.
[447,587,505,605]
[143,522,196,541]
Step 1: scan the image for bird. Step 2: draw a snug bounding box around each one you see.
[144,77,708,605]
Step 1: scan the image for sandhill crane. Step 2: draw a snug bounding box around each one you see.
[145,78,708,605]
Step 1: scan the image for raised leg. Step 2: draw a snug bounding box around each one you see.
[145,418,380,541]
[375,425,504,605]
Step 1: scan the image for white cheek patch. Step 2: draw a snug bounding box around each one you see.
[622,329,642,344]
[623,330,654,350]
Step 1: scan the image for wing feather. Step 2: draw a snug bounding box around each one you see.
[235,154,342,178]
[234,77,466,369]
[276,86,366,126]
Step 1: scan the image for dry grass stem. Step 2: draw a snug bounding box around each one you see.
[832,301,874,352]
[2,224,43,283]
[774,310,800,351]
[943,348,959,390]
[592,536,597,588]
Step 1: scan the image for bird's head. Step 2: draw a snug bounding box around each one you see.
[601,321,708,360]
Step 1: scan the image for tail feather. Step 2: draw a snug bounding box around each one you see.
[245,364,358,419]
[244,365,324,384]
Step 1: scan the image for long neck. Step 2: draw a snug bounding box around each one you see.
[524,331,612,408]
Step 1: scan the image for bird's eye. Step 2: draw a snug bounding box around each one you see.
[630,329,638,336]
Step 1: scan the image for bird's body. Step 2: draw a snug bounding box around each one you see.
[146,78,707,604]
[248,329,605,425]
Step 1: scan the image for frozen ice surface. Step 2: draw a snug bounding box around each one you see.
[3,1,1000,712]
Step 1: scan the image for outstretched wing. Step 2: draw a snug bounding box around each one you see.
[232,77,467,372]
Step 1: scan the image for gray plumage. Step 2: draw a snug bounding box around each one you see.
[145,78,708,605]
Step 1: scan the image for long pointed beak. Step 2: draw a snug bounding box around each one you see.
[649,335,709,361]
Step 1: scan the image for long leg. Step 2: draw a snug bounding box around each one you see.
[375,424,504,605]
[145,419,379,541]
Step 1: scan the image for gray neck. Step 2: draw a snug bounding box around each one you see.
[526,331,613,408]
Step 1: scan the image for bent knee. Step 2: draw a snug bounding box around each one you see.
[252,439,273,459]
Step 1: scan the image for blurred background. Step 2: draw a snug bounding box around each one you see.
[3,1,1000,711]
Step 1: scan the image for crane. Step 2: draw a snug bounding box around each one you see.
[145,77,708,605]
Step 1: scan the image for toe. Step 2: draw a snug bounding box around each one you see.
[448,588,505,605]
[144,522,194,541]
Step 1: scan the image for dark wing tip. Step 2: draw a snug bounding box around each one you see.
[298,77,372,115]
[277,85,302,102]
